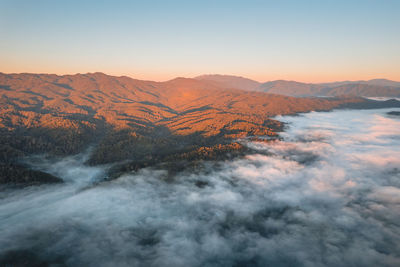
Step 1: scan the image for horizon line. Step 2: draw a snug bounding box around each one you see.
[0,71,398,85]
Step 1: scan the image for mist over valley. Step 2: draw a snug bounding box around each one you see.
[1,1,400,264]
[1,108,399,266]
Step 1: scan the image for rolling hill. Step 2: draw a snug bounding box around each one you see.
[1,72,399,183]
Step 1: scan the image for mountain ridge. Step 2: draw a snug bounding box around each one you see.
[194,74,400,97]
[1,72,400,184]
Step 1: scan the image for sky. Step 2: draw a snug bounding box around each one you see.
[0,0,399,82]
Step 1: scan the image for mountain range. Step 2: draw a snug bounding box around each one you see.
[195,75,400,97]
[1,72,399,184]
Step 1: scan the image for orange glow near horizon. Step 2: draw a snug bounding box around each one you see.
[1,0,399,84]
[1,62,400,84]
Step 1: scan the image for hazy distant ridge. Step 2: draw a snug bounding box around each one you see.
[195,74,400,97]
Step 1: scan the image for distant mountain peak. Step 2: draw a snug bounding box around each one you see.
[194,74,260,91]
[196,74,252,79]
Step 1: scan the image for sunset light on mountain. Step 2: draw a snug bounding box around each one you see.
[1,1,400,266]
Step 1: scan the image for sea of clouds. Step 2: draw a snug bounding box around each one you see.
[0,108,399,266]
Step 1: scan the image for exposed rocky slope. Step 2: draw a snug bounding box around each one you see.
[1,72,399,184]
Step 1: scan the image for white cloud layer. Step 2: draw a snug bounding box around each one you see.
[0,108,399,266]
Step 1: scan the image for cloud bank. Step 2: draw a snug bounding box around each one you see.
[0,108,399,266]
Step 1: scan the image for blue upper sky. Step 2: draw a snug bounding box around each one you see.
[0,0,399,82]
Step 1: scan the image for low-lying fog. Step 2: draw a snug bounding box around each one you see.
[1,108,400,266]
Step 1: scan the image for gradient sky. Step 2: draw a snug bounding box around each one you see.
[0,0,399,82]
